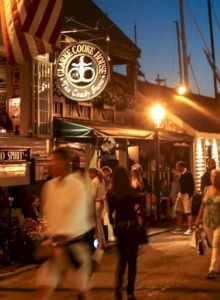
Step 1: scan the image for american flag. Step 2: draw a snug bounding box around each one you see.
[0,0,62,65]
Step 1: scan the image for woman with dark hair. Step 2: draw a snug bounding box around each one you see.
[107,166,140,300]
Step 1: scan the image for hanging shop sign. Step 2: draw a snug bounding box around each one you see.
[101,137,116,153]
[56,41,110,101]
[0,149,30,161]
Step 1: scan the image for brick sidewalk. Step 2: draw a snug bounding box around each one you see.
[0,225,172,280]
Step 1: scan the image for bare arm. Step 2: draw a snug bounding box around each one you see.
[195,202,204,226]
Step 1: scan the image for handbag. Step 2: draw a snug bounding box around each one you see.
[135,204,148,245]
[137,225,148,245]
[190,227,206,255]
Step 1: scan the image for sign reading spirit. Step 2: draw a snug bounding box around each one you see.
[0,149,30,161]
[56,41,110,101]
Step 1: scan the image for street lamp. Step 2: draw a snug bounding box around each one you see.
[150,104,166,222]
[176,84,187,95]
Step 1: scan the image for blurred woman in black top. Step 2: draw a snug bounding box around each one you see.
[107,166,140,300]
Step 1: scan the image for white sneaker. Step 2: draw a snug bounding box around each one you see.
[184,229,192,235]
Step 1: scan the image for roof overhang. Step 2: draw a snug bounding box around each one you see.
[54,118,193,143]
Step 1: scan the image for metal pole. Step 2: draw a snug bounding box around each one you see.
[207,0,218,98]
[134,20,137,45]
[174,20,183,84]
[154,128,160,222]
[179,0,189,87]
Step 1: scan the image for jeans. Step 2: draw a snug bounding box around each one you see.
[115,224,139,295]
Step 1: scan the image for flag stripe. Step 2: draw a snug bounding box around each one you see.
[23,0,46,34]
[22,0,62,46]
[3,0,26,64]
[36,0,56,38]
[11,0,32,62]
[41,0,62,44]
[17,0,48,59]
[49,14,61,45]
[1,0,62,64]
[0,0,16,64]
[22,0,32,15]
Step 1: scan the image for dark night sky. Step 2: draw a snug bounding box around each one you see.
[94,0,220,97]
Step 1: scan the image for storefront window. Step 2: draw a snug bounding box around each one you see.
[0,162,30,186]
[32,59,52,137]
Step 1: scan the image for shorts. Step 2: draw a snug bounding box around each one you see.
[174,193,192,214]
[36,241,92,291]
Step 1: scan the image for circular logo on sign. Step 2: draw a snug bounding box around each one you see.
[56,41,110,101]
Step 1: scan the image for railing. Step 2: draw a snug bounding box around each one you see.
[52,98,138,126]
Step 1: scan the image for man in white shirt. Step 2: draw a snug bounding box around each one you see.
[36,148,95,300]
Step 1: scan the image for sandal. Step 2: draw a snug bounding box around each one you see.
[207,272,217,279]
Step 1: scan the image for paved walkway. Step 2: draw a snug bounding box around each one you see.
[0,231,218,300]
[0,225,172,280]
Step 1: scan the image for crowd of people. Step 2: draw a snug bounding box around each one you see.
[1,151,220,299]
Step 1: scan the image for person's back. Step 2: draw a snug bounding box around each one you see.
[107,166,141,300]
[43,171,94,237]
[36,148,94,300]
[179,170,194,197]
[107,189,138,224]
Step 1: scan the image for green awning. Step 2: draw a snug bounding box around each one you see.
[54,118,95,140]
[54,118,153,141]
[54,118,193,143]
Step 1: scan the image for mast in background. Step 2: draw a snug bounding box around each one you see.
[207,0,218,98]
[179,0,189,88]
[174,20,183,85]
[134,20,137,45]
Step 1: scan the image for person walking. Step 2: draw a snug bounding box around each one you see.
[27,193,40,221]
[174,161,195,235]
[35,148,95,300]
[170,172,180,219]
[159,178,172,220]
[88,168,106,248]
[101,166,115,243]
[131,163,151,194]
[196,169,220,279]
[101,165,112,191]
[200,158,216,195]
[107,166,141,300]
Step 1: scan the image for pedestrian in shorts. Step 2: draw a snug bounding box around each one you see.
[173,161,195,235]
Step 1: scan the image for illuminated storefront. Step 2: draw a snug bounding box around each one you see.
[0,148,31,187]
